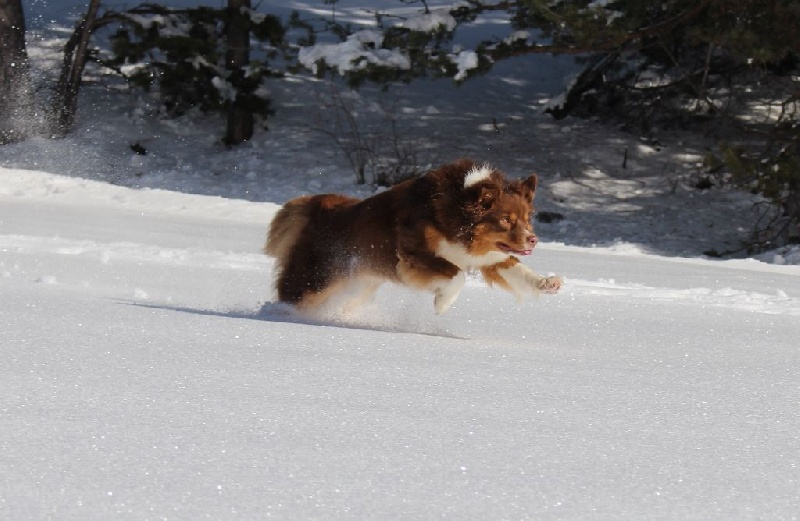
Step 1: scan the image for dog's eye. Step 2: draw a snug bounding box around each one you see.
[500,216,512,226]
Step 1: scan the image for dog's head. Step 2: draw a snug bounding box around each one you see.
[464,167,539,257]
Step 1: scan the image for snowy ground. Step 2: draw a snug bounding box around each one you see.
[3,169,800,519]
[3,1,800,519]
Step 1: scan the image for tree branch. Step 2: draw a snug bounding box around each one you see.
[486,0,713,60]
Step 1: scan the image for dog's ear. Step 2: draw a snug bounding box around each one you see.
[475,184,499,211]
[521,174,538,202]
[478,186,496,210]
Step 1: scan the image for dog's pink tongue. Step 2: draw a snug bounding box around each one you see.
[500,243,533,256]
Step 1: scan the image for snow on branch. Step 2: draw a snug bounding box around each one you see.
[398,8,457,32]
[298,30,411,75]
[450,49,479,81]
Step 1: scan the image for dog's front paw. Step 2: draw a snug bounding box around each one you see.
[537,275,563,295]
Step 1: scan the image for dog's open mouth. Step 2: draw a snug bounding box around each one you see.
[497,242,532,256]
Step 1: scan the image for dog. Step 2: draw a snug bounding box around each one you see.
[264,159,563,314]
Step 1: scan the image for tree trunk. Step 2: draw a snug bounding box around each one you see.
[0,0,36,144]
[50,0,100,137]
[224,0,252,146]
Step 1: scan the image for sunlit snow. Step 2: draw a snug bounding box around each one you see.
[3,1,800,519]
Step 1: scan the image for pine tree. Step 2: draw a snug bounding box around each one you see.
[101,4,285,143]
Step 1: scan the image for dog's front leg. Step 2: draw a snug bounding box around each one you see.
[432,271,466,314]
[396,252,464,314]
[482,257,562,299]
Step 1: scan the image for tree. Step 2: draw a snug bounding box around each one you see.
[50,0,101,137]
[2,1,286,146]
[224,0,252,145]
[2,0,118,140]
[298,0,799,249]
[0,0,36,144]
[100,3,285,144]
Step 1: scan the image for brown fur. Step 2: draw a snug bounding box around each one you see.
[264,159,562,313]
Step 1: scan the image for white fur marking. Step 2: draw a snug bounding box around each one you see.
[436,239,508,270]
[434,271,465,314]
[498,264,563,298]
[463,164,494,188]
[498,264,543,300]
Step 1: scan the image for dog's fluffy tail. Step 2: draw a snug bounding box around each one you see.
[265,194,358,264]
[265,194,360,305]
[264,196,314,266]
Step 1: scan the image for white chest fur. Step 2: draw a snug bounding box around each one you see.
[435,239,508,270]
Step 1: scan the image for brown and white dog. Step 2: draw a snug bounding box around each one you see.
[265,159,562,314]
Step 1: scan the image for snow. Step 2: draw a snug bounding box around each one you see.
[450,49,479,81]
[211,76,237,101]
[505,30,531,45]
[3,170,800,519]
[123,13,194,38]
[399,9,458,32]
[298,30,411,75]
[3,1,800,518]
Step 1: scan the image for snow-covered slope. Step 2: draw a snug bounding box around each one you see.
[3,169,799,519]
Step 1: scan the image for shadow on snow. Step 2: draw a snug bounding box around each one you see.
[123,300,468,340]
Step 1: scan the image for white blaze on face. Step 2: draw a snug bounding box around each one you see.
[463,164,494,188]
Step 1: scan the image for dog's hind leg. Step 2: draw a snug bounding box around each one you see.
[341,276,382,314]
[275,249,341,309]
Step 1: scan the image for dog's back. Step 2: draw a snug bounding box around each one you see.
[264,161,487,308]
